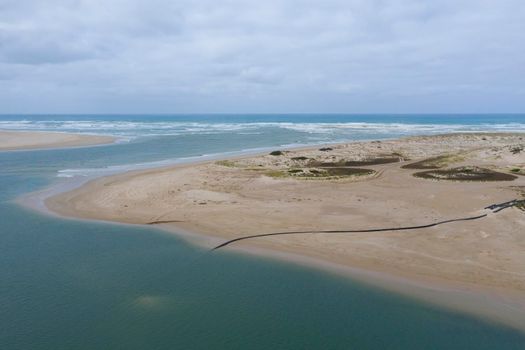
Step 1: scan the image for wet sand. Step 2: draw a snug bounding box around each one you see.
[0,130,115,151]
[44,133,525,331]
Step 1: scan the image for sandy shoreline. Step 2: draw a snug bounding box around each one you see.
[41,133,525,331]
[0,130,115,151]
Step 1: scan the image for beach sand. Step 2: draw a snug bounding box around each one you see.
[0,130,115,151]
[45,133,525,331]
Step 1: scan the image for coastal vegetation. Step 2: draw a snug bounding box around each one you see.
[402,154,464,169]
[215,160,237,167]
[308,156,401,167]
[265,167,375,179]
[413,166,517,182]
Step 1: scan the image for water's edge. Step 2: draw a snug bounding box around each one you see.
[17,135,525,334]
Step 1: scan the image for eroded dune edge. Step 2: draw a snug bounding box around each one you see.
[46,133,525,331]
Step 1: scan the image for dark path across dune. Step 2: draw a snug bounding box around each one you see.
[211,199,524,250]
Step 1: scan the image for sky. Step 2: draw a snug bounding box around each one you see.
[0,0,524,114]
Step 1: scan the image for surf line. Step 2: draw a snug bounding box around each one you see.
[211,199,524,251]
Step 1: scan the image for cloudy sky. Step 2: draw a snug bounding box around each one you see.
[0,0,524,113]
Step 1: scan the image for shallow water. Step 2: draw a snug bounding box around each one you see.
[1,114,525,349]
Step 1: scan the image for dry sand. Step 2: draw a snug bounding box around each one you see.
[45,133,525,331]
[0,130,115,151]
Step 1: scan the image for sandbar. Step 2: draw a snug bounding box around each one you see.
[45,133,525,331]
[0,130,115,151]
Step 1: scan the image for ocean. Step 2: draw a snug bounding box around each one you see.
[1,114,525,349]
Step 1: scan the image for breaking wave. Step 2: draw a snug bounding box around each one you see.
[1,119,524,138]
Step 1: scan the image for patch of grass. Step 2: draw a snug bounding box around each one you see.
[269,150,284,156]
[265,170,287,178]
[391,151,406,159]
[291,156,309,161]
[318,147,333,152]
[267,167,375,179]
[325,168,375,177]
[308,156,400,167]
[293,167,375,178]
[510,145,524,154]
[402,154,464,170]
[246,168,267,171]
[511,168,521,173]
[288,169,304,174]
[413,166,517,182]
[216,160,237,167]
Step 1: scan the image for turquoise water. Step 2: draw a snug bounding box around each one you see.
[1,114,525,349]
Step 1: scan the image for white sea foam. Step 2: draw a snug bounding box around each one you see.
[4,118,525,180]
[2,120,525,139]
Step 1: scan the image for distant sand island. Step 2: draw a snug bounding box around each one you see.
[46,133,525,330]
[0,130,115,151]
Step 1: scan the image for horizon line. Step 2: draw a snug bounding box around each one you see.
[1,112,525,116]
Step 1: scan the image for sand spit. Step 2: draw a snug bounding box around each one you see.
[45,133,525,331]
[0,130,115,151]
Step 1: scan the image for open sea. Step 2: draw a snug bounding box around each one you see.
[1,114,525,349]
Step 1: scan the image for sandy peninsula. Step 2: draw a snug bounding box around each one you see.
[46,133,525,330]
[0,130,115,151]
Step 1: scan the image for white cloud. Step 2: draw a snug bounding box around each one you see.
[0,0,524,112]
